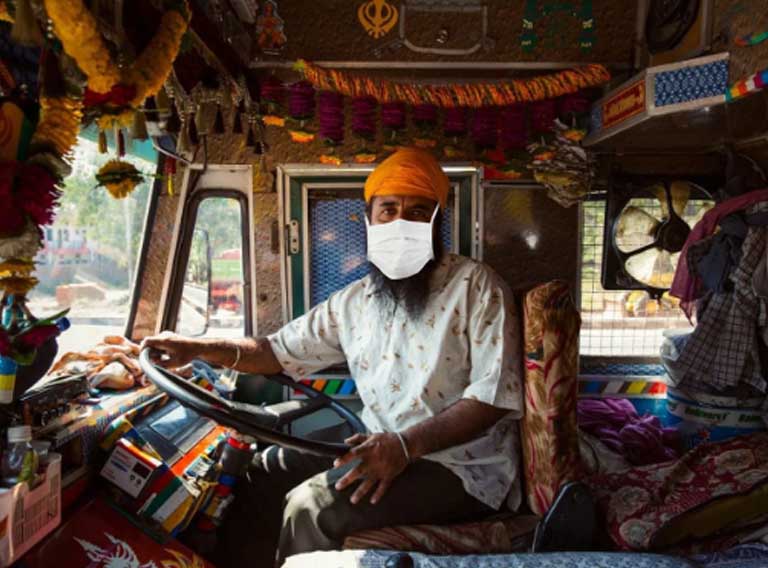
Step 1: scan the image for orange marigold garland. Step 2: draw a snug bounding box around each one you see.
[297,59,610,108]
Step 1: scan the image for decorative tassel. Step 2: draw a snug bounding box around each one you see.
[165,101,181,134]
[233,101,244,134]
[245,124,256,148]
[176,120,189,154]
[187,113,199,146]
[98,130,108,154]
[117,129,126,157]
[132,111,148,141]
[156,87,171,113]
[11,0,43,46]
[164,158,177,196]
[194,104,206,135]
[213,104,225,134]
[144,96,159,123]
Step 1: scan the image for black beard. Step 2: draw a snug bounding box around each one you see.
[369,259,439,320]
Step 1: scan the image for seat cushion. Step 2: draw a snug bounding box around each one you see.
[521,281,584,515]
[342,514,539,555]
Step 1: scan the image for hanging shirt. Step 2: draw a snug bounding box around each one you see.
[268,254,524,510]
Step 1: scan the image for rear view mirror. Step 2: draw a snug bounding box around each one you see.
[177,228,212,337]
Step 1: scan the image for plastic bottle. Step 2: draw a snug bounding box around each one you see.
[1,426,38,487]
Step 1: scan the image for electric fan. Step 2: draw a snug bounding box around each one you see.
[601,178,713,297]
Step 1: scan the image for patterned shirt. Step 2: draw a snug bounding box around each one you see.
[268,254,524,510]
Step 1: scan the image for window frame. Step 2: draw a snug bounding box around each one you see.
[161,187,254,337]
[125,155,163,338]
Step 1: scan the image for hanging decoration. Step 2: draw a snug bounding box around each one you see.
[358,0,399,39]
[726,68,768,101]
[442,106,467,159]
[261,75,286,126]
[734,31,768,47]
[411,103,438,148]
[521,0,595,53]
[0,47,82,297]
[287,80,316,143]
[256,0,287,53]
[297,59,609,107]
[495,104,530,179]
[528,120,595,207]
[471,106,498,150]
[318,90,344,165]
[95,160,145,199]
[351,96,377,163]
[530,99,558,136]
[43,0,190,131]
[381,101,406,152]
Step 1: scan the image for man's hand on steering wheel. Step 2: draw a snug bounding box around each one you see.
[141,332,199,368]
[333,432,409,505]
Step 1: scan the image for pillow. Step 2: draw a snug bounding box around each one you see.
[588,432,768,550]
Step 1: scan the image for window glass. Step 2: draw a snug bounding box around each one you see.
[580,198,713,357]
[26,137,155,354]
[176,196,245,338]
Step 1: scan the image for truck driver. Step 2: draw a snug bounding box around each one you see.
[143,147,524,567]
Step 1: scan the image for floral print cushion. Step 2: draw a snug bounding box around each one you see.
[588,432,768,550]
[521,281,584,515]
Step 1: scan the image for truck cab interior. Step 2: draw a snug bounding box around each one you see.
[1,1,768,567]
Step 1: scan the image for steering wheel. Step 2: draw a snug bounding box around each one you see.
[139,349,366,457]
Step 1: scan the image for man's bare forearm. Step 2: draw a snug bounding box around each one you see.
[198,337,282,375]
[401,399,510,460]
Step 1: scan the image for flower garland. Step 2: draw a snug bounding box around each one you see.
[96,160,144,199]
[297,59,610,108]
[43,0,189,125]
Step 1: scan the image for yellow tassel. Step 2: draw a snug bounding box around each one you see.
[11,0,43,46]
[98,130,108,154]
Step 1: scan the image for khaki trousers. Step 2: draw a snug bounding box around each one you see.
[215,430,492,567]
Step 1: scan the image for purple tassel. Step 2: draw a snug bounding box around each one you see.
[471,106,498,149]
[443,107,467,137]
[381,101,406,130]
[530,99,557,135]
[351,96,377,138]
[412,103,437,126]
[288,81,316,120]
[499,104,528,151]
[318,91,344,144]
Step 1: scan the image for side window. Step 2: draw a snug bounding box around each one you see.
[26,137,155,354]
[175,196,246,338]
[580,198,712,357]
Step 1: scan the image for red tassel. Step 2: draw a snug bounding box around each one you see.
[117,130,126,157]
[164,157,177,175]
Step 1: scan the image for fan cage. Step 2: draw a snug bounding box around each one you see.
[581,198,706,358]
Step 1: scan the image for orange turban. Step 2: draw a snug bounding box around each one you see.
[364,147,449,209]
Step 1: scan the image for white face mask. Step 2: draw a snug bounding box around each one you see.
[366,206,438,280]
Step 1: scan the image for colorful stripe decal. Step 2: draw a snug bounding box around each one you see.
[578,377,667,398]
[295,378,358,397]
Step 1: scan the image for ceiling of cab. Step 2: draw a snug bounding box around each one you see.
[193,0,639,68]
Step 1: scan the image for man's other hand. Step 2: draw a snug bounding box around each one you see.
[333,432,408,505]
[141,332,199,368]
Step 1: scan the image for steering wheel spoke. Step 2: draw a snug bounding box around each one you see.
[139,349,365,457]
